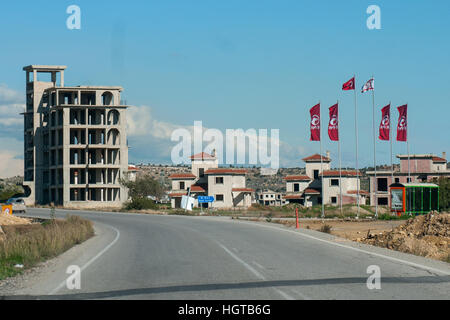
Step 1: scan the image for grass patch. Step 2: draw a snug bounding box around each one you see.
[0,215,94,280]
[318,224,332,234]
[377,213,412,221]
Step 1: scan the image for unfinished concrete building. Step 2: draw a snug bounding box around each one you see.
[22,65,129,208]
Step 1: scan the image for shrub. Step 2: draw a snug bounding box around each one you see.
[318,224,332,233]
[124,197,157,210]
[0,215,94,280]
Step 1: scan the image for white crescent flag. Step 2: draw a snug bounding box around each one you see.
[361,78,374,93]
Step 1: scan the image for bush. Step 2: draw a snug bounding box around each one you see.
[125,197,157,210]
[318,224,332,233]
[0,215,94,280]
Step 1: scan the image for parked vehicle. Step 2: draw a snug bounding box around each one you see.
[6,198,27,214]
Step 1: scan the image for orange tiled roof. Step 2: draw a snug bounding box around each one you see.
[205,168,247,175]
[169,192,187,198]
[283,194,303,200]
[190,185,206,193]
[432,156,447,163]
[190,152,215,160]
[322,170,358,177]
[304,188,321,194]
[302,154,331,162]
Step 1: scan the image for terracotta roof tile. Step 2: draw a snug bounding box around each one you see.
[205,168,247,175]
[302,154,331,162]
[190,152,215,160]
[283,194,303,200]
[304,188,321,194]
[323,170,359,177]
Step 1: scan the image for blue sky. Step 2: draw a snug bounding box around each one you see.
[0,0,449,176]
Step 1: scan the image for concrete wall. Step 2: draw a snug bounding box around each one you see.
[305,162,330,179]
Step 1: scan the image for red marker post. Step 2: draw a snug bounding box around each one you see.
[296,208,299,229]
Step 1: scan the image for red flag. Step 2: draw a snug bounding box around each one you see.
[328,103,339,141]
[396,104,407,142]
[342,77,355,91]
[310,103,321,141]
[379,104,390,141]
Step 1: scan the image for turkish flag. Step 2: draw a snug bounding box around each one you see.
[379,104,390,141]
[342,77,355,91]
[310,104,321,141]
[396,104,407,142]
[328,103,339,141]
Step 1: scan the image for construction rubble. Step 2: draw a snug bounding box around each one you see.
[361,213,449,261]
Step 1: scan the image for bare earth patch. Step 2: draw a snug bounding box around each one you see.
[361,213,449,262]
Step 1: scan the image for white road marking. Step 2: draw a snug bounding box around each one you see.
[217,242,300,300]
[252,261,265,270]
[234,220,450,276]
[49,225,121,295]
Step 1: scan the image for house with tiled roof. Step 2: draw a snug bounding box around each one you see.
[283,152,366,207]
[169,151,254,209]
[366,152,449,207]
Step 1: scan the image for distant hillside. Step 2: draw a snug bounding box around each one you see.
[135,165,372,193]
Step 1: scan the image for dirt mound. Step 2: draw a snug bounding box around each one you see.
[0,214,32,226]
[362,213,449,261]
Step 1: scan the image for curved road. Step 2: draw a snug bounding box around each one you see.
[4,208,450,300]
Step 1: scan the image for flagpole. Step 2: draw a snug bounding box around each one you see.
[371,76,378,218]
[389,104,393,185]
[338,100,343,216]
[320,101,324,219]
[354,75,360,218]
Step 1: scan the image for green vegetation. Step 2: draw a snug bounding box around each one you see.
[0,216,94,280]
[0,184,24,202]
[432,177,450,212]
[121,174,165,211]
[124,197,158,210]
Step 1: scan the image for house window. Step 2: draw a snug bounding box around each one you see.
[377,178,388,192]
[395,178,400,183]
[216,194,224,201]
[330,179,339,186]
[294,183,300,192]
[378,197,388,205]
[331,197,337,204]
[215,177,224,184]
[407,177,412,183]
[179,182,185,190]
[314,170,319,179]
[199,168,204,177]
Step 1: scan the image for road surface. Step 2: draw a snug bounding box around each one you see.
[2,208,449,300]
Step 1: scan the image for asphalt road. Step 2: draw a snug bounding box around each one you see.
[3,208,450,300]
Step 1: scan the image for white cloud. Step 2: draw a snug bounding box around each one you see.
[0,151,23,179]
[0,84,25,128]
[126,105,312,167]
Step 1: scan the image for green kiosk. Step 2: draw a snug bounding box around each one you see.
[390,183,439,215]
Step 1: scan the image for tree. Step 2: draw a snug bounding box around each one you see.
[120,174,165,200]
[432,177,450,212]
